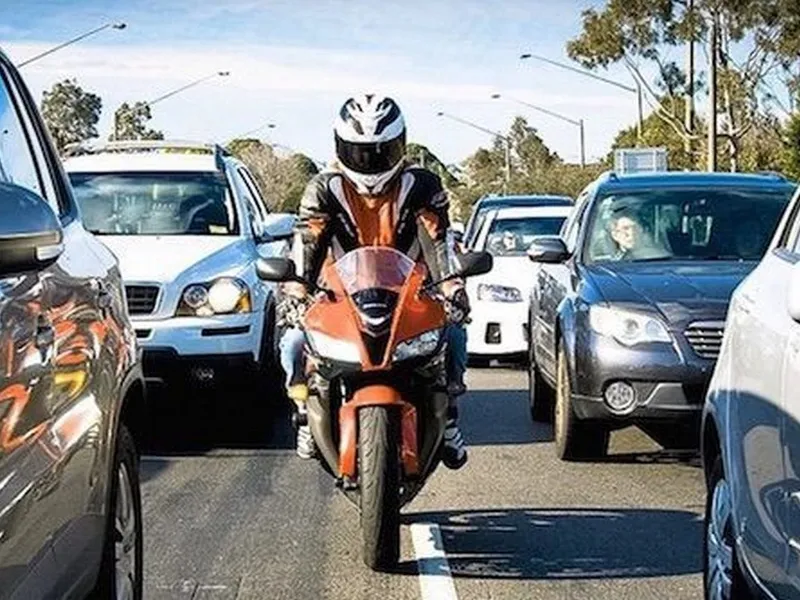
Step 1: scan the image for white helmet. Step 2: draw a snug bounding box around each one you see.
[334,94,407,196]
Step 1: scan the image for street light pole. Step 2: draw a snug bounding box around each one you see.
[113,71,230,140]
[436,110,511,193]
[520,52,644,144]
[19,22,127,67]
[491,93,586,168]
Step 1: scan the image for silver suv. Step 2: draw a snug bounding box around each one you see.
[0,49,145,597]
[702,180,800,599]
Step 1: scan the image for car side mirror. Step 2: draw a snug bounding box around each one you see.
[255,257,298,282]
[455,251,493,278]
[527,236,569,264]
[0,183,64,276]
[788,263,800,323]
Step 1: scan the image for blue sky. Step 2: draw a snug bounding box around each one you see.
[0,0,660,165]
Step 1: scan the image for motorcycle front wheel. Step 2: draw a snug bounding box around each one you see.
[359,405,401,571]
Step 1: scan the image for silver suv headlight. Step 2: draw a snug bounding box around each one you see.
[176,277,251,316]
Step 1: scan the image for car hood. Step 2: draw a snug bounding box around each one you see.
[467,255,533,294]
[97,235,250,283]
[584,261,754,326]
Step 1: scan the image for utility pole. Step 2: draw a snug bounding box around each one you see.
[707,14,718,172]
[685,0,695,156]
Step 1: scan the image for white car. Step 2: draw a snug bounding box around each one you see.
[466,204,572,360]
[63,140,293,389]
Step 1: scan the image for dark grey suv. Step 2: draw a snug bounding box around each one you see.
[527,171,795,461]
[0,50,144,598]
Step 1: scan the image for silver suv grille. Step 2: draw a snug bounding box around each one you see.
[125,285,160,315]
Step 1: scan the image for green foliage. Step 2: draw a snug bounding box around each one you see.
[783,112,800,181]
[227,138,318,212]
[110,102,164,141]
[40,79,102,152]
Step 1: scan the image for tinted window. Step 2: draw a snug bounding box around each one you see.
[585,186,793,264]
[69,171,239,235]
[485,216,566,256]
[0,71,44,199]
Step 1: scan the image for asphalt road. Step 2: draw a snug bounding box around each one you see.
[139,367,706,600]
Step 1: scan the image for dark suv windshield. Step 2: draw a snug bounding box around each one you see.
[69,171,238,235]
[584,186,794,264]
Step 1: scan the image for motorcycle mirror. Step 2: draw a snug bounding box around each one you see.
[455,251,493,278]
[255,257,298,282]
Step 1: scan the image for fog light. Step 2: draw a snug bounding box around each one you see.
[485,323,502,344]
[604,381,636,413]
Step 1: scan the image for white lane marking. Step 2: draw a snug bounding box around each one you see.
[410,523,459,600]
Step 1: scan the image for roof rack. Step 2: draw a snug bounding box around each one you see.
[62,140,231,171]
[596,170,619,183]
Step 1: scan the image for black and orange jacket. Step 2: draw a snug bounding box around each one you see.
[294,164,453,286]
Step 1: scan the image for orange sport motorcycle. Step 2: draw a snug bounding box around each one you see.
[257,246,491,570]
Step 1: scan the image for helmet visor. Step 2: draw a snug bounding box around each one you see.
[335,131,406,175]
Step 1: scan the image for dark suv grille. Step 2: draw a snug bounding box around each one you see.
[125,285,160,315]
[684,323,724,359]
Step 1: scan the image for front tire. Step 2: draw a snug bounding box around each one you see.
[90,424,143,599]
[704,456,753,600]
[359,406,401,571]
[554,344,608,461]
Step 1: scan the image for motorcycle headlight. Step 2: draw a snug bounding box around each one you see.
[306,330,361,363]
[589,305,671,346]
[176,278,252,316]
[477,283,523,303]
[392,329,443,362]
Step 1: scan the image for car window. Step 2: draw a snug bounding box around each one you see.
[68,171,239,235]
[485,216,567,256]
[563,190,590,253]
[238,167,271,216]
[0,67,49,204]
[584,186,793,264]
[777,190,800,254]
[234,168,266,235]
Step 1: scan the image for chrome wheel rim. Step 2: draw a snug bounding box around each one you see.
[706,476,733,600]
[115,462,138,600]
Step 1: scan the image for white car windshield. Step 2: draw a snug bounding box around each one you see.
[485,216,566,256]
[69,171,239,236]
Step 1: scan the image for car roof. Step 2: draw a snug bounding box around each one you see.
[62,140,229,174]
[493,205,572,219]
[596,170,797,192]
[475,194,574,209]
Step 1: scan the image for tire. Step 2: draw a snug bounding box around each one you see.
[554,344,608,461]
[90,424,143,599]
[704,456,754,600]
[359,406,401,571]
[528,352,554,423]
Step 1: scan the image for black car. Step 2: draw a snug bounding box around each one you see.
[526,170,796,461]
[0,49,145,597]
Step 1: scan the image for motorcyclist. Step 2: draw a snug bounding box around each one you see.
[277,94,469,470]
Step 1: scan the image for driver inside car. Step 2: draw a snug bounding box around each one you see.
[276,94,470,470]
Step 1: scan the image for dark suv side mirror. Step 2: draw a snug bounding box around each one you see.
[0,183,64,276]
[527,236,569,264]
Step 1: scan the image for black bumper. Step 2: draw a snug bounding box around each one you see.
[142,348,258,384]
[569,331,714,424]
